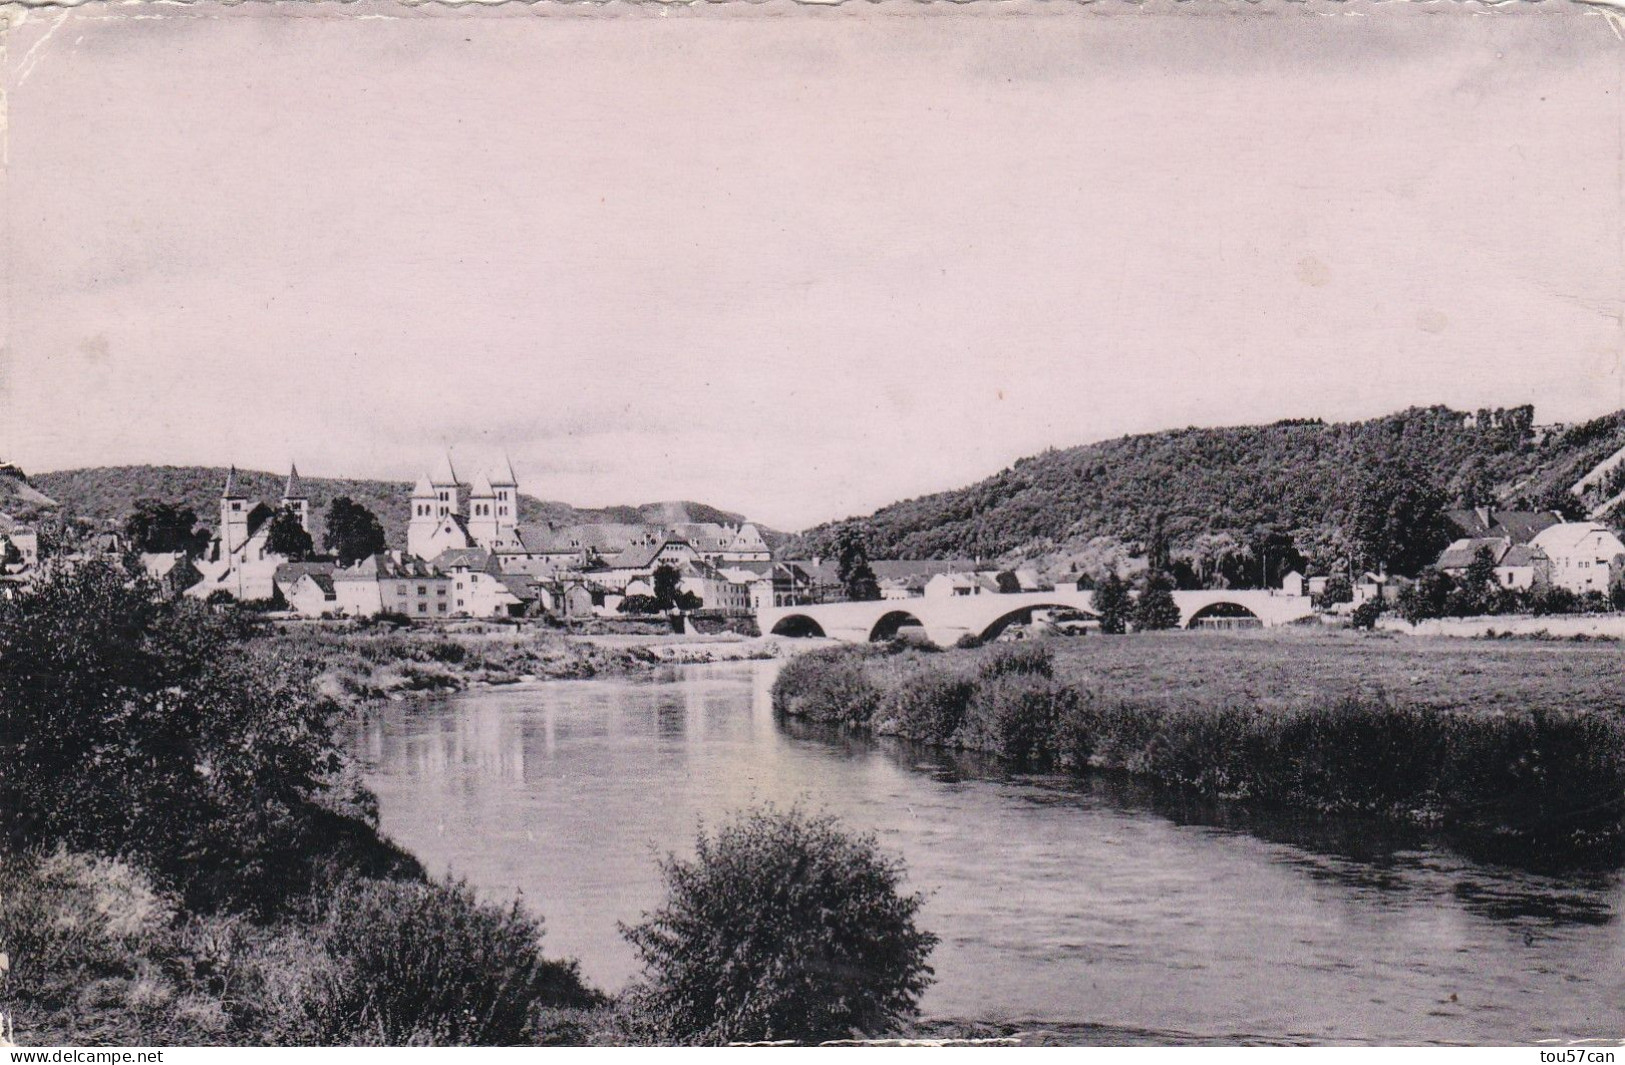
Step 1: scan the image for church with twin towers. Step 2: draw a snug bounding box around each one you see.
[406,451,524,560]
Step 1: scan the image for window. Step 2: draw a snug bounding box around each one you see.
[437,603,447,613]
[417,603,427,613]
[397,583,407,595]
[418,585,427,595]
[437,587,447,596]
[457,599,465,607]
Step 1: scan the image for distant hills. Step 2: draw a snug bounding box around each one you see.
[790,406,1625,572]
[29,466,779,551]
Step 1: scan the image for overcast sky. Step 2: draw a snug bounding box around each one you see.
[4,1,1621,530]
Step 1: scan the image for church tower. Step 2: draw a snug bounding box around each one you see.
[407,474,438,559]
[467,470,499,547]
[491,456,519,541]
[429,451,461,520]
[280,463,309,532]
[220,466,250,555]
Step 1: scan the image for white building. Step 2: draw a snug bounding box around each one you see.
[1528,522,1625,596]
[190,466,309,602]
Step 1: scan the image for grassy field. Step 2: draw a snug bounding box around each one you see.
[1036,629,1625,718]
[771,631,1625,868]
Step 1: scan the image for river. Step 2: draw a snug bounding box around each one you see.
[349,660,1625,1044]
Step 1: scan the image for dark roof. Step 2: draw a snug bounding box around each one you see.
[432,547,496,573]
[1501,544,1541,568]
[1437,537,1509,571]
[283,464,307,500]
[1444,508,1560,544]
[605,537,695,571]
[496,573,542,599]
[274,561,337,586]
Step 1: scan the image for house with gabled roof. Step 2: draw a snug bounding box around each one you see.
[1528,522,1625,596]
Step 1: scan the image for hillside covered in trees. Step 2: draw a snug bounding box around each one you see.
[30,466,769,550]
[793,406,1625,577]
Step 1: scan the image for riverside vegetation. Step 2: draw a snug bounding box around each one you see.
[771,634,1625,868]
[0,562,932,1046]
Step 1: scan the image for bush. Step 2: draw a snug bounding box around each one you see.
[952,633,983,650]
[304,877,596,1046]
[885,670,976,744]
[622,808,936,1045]
[770,647,881,727]
[1350,599,1382,630]
[977,642,1053,681]
[959,673,1075,769]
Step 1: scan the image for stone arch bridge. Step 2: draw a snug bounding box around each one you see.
[759,588,1313,647]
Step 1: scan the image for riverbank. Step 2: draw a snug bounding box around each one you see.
[770,631,1625,867]
[259,623,787,713]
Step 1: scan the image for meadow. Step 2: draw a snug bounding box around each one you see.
[771,630,1625,868]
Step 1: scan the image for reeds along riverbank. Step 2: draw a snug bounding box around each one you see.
[770,642,1625,868]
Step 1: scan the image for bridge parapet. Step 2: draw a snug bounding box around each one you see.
[759,587,1313,646]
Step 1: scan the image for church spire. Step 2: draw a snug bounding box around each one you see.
[221,465,244,500]
[283,463,307,500]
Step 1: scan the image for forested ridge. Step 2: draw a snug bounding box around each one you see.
[793,406,1625,568]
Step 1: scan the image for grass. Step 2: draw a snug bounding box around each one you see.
[771,631,1625,867]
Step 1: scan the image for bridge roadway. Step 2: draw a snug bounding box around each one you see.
[758,588,1314,647]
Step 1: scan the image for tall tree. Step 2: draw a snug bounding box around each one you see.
[834,526,881,602]
[324,497,387,565]
[1347,459,1453,578]
[1091,571,1131,635]
[1132,570,1182,631]
[652,563,701,613]
[123,499,208,556]
[264,506,314,562]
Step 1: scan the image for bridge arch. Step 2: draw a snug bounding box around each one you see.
[975,603,1098,642]
[869,610,927,642]
[1185,601,1263,630]
[770,614,828,638]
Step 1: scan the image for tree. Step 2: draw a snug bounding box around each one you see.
[1348,459,1454,578]
[123,498,208,556]
[653,563,682,610]
[622,807,937,1044]
[1397,568,1455,623]
[0,561,347,914]
[1315,573,1353,610]
[618,594,663,615]
[1132,570,1182,631]
[323,497,386,566]
[833,526,881,602]
[1092,571,1131,634]
[264,506,314,562]
[1453,455,1495,509]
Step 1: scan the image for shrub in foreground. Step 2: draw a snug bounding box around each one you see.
[304,876,597,1046]
[622,808,937,1045]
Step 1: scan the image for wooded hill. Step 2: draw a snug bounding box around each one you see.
[30,466,773,552]
[792,406,1625,571]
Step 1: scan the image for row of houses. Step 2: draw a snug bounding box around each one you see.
[184,460,784,618]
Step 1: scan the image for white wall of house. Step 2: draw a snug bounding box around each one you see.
[334,578,384,617]
[1530,523,1625,595]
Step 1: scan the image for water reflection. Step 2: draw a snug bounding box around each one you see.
[351,661,1625,1044]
